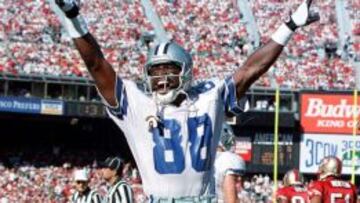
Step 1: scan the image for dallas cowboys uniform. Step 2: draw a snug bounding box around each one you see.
[100,76,242,201]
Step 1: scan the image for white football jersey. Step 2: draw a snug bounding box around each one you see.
[214,151,245,202]
[101,76,243,198]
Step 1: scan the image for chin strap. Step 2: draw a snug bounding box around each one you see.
[147,89,196,132]
[153,90,177,105]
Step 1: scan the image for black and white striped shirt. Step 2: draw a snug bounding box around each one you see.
[71,188,102,203]
[105,180,133,203]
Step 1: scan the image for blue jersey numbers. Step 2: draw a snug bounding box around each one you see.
[188,115,213,172]
[152,119,185,174]
[151,114,213,174]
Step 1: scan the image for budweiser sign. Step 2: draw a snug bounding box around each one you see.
[301,93,360,134]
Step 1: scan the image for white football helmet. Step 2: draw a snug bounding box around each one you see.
[144,41,193,105]
[283,169,304,187]
[318,156,342,180]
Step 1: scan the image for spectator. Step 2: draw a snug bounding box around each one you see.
[0,0,358,89]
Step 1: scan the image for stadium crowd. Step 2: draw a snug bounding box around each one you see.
[0,153,281,203]
[0,165,147,202]
[4,152,358,203]
[0,149,146,203]
[0,148,281,203]
[0,0,359,89]
[0,1,359,201]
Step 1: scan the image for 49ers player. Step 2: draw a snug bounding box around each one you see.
[276,169,309,203]
[308,156,357,203]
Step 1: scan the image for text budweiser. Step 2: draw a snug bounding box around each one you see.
[305,98,360,118]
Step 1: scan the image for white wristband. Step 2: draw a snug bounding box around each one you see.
[62,15,89,38]
[271,24,294,46]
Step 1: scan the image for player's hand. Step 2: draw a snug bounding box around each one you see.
[48,0,88,38]
[287,0,320,30]
[54,0,80,18]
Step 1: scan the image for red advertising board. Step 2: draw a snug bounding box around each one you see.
[234,137,252,161]
[300,93,360,134]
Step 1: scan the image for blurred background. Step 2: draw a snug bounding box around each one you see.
[0,0,359,202]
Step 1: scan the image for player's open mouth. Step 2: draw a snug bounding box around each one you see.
[157,87,173,94]
[154,80,178,94]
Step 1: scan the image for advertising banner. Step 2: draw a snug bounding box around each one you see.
[300,93,360,134]
[300,134,360,174]
[0,96,41,114]
[41,100,64,115]
[0,96,64,115]
[234,127,299,173]
[234,136,252,161]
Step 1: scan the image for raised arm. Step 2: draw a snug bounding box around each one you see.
[50,0,117,106]
[72,34,117,106]
[233,0,319,97]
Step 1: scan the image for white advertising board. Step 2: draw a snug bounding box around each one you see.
[300,134,360,174]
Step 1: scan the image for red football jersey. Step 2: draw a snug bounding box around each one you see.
[308,177,357,203]
[277,185,309,203]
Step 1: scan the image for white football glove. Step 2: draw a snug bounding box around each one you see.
[271,0,319,45]
[287,0,320,30]
[48,0,88,38]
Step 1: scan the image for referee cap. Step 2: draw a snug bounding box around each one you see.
[102,156,123,171]
[74,169,89,181]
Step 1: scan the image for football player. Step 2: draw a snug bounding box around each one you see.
[49,0,319,201]
[276,169,309,203]
[214,123,245,203]
[308,156,357,203]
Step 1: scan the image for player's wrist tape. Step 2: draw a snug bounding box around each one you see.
[64,5,80,18]
[62,15,89,38]
[271,23,294,46]
[285,17,298,31]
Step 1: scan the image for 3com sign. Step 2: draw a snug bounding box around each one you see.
[342,150,360,170]
[300,134,360,174]
[304,138,338,167]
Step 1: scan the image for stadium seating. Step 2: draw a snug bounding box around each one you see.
[2,1,360,202]
[0,150,277,202]
[1,0,359,89]
[0,150,145,202]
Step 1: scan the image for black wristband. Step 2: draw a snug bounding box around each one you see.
[65,4,79,18]
[285,17,298,32]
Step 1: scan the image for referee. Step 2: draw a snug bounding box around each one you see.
[101,156,133,203]
[71,169,102,203]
